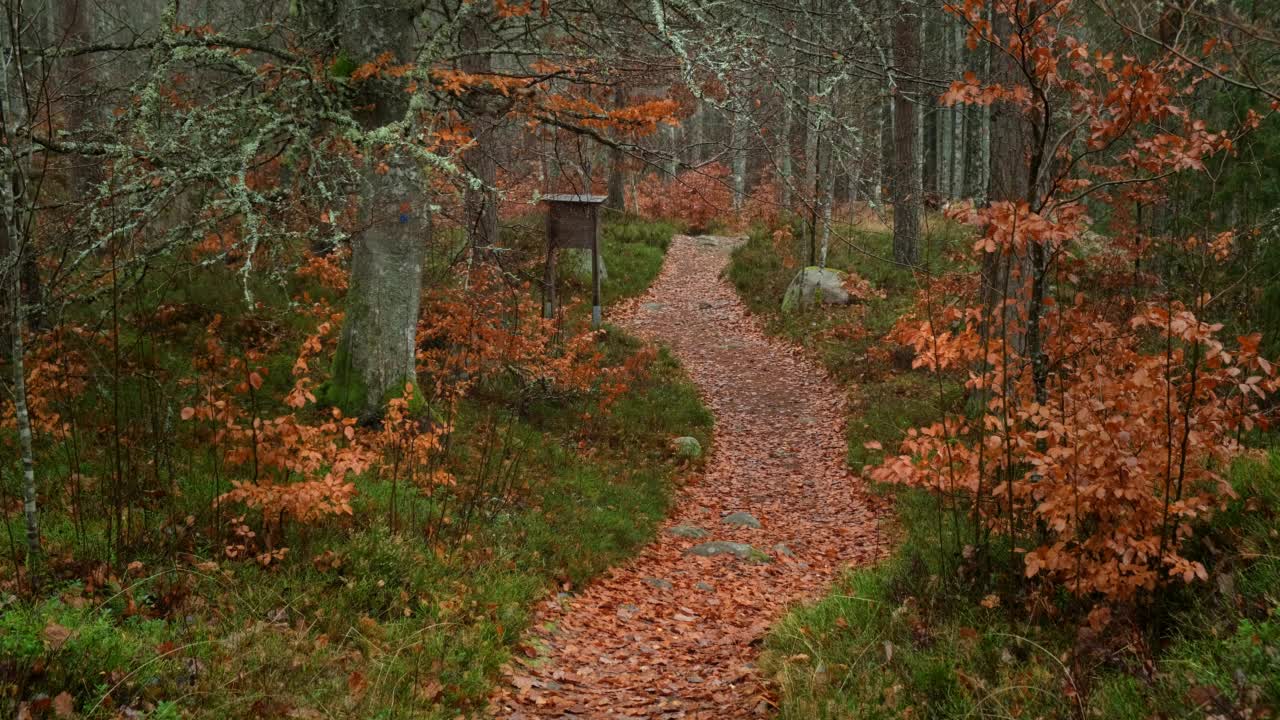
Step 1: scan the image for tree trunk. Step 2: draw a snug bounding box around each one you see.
[325,2,428,420]
[803,88,818,211]
[923,110,938,200]
[325,155,427,420]
[779,79,794,208]
[877,93,891,207]
[461,13,499,258]
[949,19,964,200]
[9,242,40,563]
[664,122,679,178]
[892,2,921,265]
[605,85,627,212]
[730,104,747,209]
[818,141,835,268]
[54,0,99,202]
[688,99,704,166]
[982,5,1034,354]
[2,0,41,566]
[3,176,40,564]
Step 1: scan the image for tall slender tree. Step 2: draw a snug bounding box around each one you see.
[892,0,922,265]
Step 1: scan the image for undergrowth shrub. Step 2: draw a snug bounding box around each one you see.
[0,598,172,706]
[635,163,733,233]
[602,215,678,250]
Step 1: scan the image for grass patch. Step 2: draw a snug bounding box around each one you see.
[728,215,1280,718]
[0,217,710,719]
[762,453,1280,719]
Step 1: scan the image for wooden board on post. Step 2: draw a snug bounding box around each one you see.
[541,193,608,328]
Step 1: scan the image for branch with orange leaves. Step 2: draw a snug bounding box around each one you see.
[1090,0,1280,105]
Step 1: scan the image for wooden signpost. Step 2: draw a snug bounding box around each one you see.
[542,193,608,328]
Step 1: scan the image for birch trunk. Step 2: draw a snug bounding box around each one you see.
[730,105,747,209]
[6,222,40,560]
[2,0,41,562]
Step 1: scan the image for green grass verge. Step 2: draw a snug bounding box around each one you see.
[727,216,1280,719]
[726,217,964,471]
[0,218,710,719]
[762,455,1280,719]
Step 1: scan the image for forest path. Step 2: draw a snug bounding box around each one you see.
[494,235,883,718]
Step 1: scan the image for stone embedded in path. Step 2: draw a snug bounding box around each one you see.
[695,581,714,592]
[644,577,674,591]
[773,543,796,558]
[722,511,761,529]
[685,541,756,559]
[667,525,709,539]
[672,436,702,459]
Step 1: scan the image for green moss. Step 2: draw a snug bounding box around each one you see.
[381,378,426,415]
[1,210,711,719]
[329,51,357,78]
[318,338,369,417]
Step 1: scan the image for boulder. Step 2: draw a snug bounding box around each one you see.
[667,525,709,539]
[781,266,853,312]
[722,511,761,529]
[672,436,702,460]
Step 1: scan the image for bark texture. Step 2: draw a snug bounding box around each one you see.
[891,2,921,265]
[461,11,498,257]
[730,105,747,209]
[605,86,627,211]
[326,156,427,419]
[323,1,428,419]
[982,6,1034,352]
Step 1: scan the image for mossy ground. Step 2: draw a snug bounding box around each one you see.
[0,217,710,719]
[728,215,1280,719]
[760,457,1280,719]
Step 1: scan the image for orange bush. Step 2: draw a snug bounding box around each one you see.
[878,296,1273,600]
[871,0,1275,608]
[635,163,733,231]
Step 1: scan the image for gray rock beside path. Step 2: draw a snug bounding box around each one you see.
[672,436,702,460]
[781,266,853,312]
[667,525,709,539]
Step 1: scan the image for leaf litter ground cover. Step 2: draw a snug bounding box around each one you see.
[494,236,886,718]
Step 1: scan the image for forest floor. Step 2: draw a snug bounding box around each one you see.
[494,235,886,718]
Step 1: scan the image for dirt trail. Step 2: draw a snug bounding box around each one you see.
[495,235,883,718]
